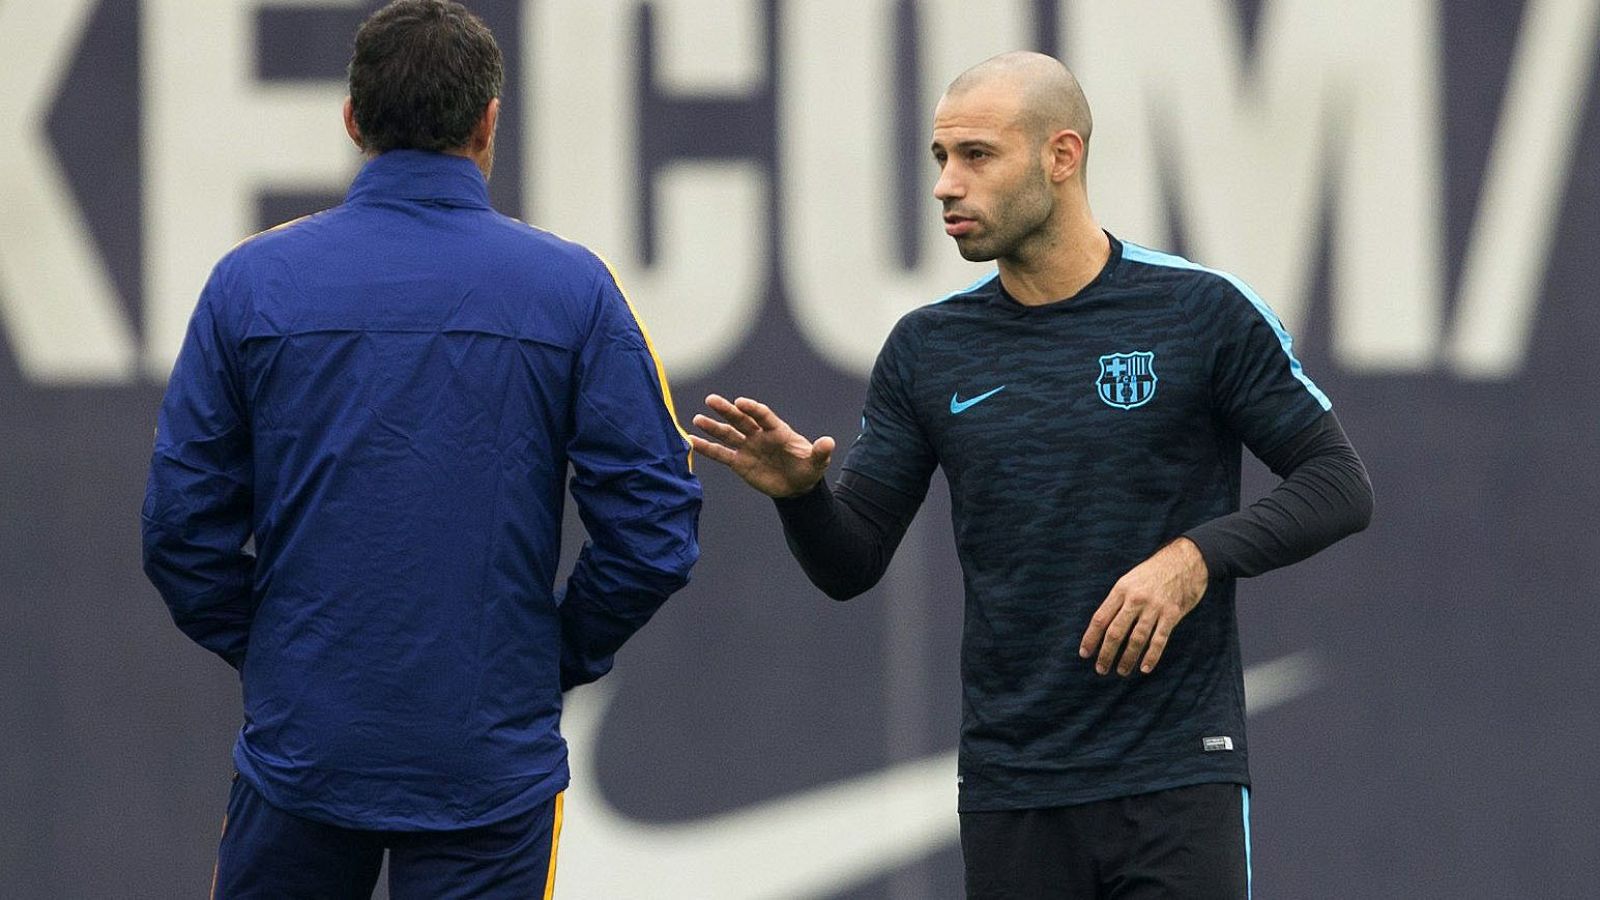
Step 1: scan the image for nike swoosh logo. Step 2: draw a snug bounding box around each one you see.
[555,651,1324,898]
[950,385,1005,414]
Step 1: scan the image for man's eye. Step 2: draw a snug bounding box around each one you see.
[968,150,987,161]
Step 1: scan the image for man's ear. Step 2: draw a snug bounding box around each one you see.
[343,97,364,151]
[1047,129,1085,184]
[472,98,501,153]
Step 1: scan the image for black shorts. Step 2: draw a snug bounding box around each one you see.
[959,782,1251,899]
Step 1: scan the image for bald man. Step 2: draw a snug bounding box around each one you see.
[693,52,1371,898]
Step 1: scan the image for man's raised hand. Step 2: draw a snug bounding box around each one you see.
[690,395,835,498]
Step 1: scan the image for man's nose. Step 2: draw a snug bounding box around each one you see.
[934,167,963,201]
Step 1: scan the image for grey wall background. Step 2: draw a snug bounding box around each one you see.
[1,1,1597,897]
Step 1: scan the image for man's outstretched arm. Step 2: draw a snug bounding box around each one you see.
[691,395,921,600]
[772,471,920,600]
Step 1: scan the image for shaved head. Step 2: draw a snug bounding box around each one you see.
[931,51,1101,266]
[946,51,1092,151]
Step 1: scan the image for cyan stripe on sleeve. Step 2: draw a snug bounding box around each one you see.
[1121,242,1331,411]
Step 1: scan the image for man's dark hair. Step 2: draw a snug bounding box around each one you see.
[348,0,504,154]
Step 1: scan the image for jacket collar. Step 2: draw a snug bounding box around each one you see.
[344,149,491,209]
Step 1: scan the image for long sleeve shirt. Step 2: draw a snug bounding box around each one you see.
[141,150,700,830]
[772,236,1371,810]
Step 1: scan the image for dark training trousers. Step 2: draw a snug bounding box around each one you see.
[959,782,1251,899]
[212,775,563,899]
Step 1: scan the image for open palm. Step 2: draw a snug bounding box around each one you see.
[689,394,836,498]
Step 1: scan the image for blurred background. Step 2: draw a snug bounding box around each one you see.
[2,0,1597,897]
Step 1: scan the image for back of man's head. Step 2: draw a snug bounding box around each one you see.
[348,0,504,154]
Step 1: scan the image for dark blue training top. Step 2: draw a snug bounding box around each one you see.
[841,234,1330,811]
[141,151,701,830]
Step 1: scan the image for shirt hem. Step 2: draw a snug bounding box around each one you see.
[232,744,571,831]
[956,768,1251,813]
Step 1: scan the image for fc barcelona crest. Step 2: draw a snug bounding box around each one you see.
[1096,351,1158,409]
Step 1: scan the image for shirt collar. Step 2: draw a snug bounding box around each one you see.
[344,149,492,209]
[991,230,1125,311]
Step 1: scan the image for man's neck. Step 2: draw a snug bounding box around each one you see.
[443,146,493,179]
[998,216,1111,307]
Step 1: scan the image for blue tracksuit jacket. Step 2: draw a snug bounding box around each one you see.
[141,150,701,830]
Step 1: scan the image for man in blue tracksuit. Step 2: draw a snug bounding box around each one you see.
[140,2,700,895]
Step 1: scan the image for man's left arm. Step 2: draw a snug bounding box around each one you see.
[1081,279,1373,676]
[1184,411,1372,579]
[559,267,702,691]
[141,269,257,669]
[1182,277,1375,579]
